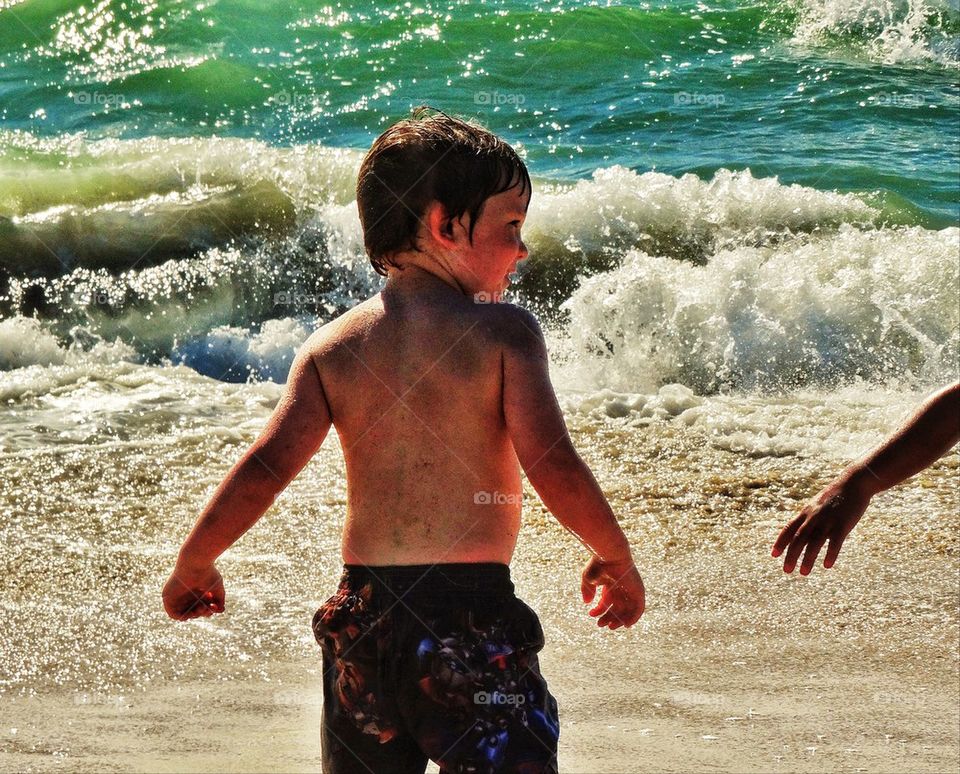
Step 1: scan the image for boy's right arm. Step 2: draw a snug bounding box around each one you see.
[163,335,333,620]
[501,307,644,630]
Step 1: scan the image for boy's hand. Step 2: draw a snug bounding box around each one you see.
[581,556,645,630]
[163,562,225,620]
[771,478,872,575]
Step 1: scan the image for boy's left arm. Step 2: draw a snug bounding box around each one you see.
[162,336,333,620]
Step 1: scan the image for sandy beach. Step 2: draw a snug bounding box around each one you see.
[2,398,956,773]
[3,643,957,774]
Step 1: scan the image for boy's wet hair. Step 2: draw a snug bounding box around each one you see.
[357,106,531,276]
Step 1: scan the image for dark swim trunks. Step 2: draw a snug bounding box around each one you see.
[311,563,560,774]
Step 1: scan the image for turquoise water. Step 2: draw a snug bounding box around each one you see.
[0,0,958,388]
[2,0,958,221]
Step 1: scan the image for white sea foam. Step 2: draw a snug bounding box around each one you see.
[790,0,960,66]
[562,382,933,459]
[554,224,959,395]
[0,317,136,374]
[1,136,955,404]
[529,165,879,261]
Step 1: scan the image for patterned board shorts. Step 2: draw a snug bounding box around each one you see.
[312,563,560,774]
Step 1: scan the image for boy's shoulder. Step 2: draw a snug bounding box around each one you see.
[302,294,545,359]
[295,296,383,358]
[484,301,545,355]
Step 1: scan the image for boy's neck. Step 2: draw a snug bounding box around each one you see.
[385,257,467,296]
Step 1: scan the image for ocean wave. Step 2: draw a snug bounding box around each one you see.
[1,135,955,395]
[2,207,382,372]
[0,133,899,284]
[787,0,960,67]
[0,132,362,275]
[0,316,140,404]
[521,165,884,309]
[554,223,960,394]
[170,317,314,383]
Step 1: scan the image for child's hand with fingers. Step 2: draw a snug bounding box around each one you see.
[772,478,872,575]
[163,561,226,620]
[771,383,959,577]
[581,555,645,630]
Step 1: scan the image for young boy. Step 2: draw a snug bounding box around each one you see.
[163,107,645,773]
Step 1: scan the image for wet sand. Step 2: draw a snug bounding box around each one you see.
[2,614,956,773]
[1,397,957,773]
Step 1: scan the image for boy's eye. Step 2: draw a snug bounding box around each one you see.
[509,220,521,227]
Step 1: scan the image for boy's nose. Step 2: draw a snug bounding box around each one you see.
[518,240,529,260]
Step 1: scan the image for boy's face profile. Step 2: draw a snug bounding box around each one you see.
[425,183,531,297]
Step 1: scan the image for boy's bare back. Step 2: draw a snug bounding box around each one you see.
[311,268,531,565]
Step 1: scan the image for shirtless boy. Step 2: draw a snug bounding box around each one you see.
[163,107,645,773]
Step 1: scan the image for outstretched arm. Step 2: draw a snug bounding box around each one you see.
[163,336,333,619]
[772,381,960,575]
[502,307,644,629]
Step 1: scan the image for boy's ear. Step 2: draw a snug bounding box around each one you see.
[424,201,462,249]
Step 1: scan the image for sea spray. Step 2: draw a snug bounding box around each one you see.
[788,0,960,66]
[555,224,959,394]
[2,145,954,395]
